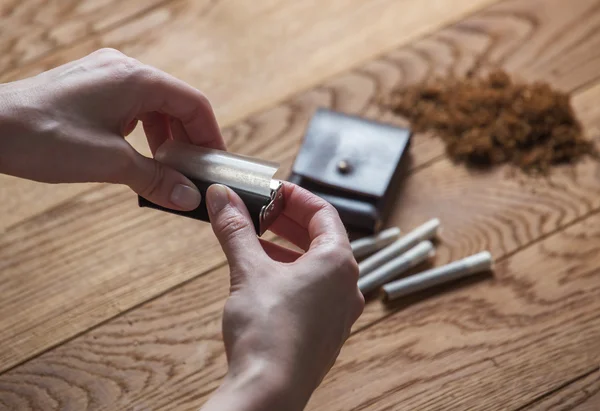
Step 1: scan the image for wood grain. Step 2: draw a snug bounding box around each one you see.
[0,0,167,75]
[0,0,497,230]
[0,263,231,411]
[354,79,600,329]
[523,368,600,411]
[2,0,600,376]
[1,0,497,126]
[4,0,600,230]
[2,198,600,410]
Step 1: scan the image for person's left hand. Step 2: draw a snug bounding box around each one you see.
[0,48,224,211]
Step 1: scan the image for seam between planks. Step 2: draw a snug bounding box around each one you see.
[0,0,508,237]
[512,366,600,411]
[4,177,600,380]
[4,0,597,236]
[213,0,503,128]
[1,0,500,123]
[0,258,229,376]
[0,0,594,379]
[351,205,600,337]
[3,127,600,374]
[3,128,599,374]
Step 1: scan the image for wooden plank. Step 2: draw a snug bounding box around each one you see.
[1,90,599,409]
[355,73,600,328]
[0,0,175,233]
[2,195,600,410]
[308,90,600,411]
[0,263,231,411]
[312,284,600,411]
[0,1,597,369]
[5,0,600,231]
[0,0,168,75]
[1,0,498,124]
[521,368,600,411]
[2,0,600,376]
[0,0,508,230]
[2,0,599,231]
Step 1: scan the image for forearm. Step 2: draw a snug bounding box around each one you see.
[201,359,309,411]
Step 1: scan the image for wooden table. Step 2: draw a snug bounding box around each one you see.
[2,0,600,409]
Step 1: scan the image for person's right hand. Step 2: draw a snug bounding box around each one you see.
[201,182,364,411]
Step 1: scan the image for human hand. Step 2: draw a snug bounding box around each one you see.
[201,182,364,411]
[0,48,224,210]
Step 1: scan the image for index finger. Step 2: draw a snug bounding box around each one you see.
[137,65,226,150]
[280,182,349,249]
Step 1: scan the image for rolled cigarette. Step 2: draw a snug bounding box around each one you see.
[358,241,435,295]
[358,218,440,278]
[351,227,402,259]
[382,251,493,301]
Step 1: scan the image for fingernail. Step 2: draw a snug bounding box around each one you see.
[207,184,230,214]
[170,184,201,209]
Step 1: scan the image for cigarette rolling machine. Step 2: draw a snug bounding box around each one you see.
[138,140,285,236]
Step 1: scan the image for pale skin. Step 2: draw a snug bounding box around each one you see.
[0,49,365,411]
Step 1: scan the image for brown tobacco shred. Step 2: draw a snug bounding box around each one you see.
[381,70,596,172]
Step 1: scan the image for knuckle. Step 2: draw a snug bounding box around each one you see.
[188,92,213,121]
[138,161,164,198]
[355,292,365,316]
[313,197,336,216]
[93,49,144,82]
[95,47,125,57]
[313,198,341,221]
[315,242,340,259]
[294,185,334,213]
[323,244,353,264]
[102,142,136,184]
[217,212,250,243]
[325,202,341,219]
[128,62,156,85]
[321,246,359,282]
[345,257,360,283]
[179,104,204,126]
[113,57,143,80]
[320,240,345,255]
[350,303,364,325]
[194,91,211,108]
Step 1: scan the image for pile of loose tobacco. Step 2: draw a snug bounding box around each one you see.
[381,70,596,172]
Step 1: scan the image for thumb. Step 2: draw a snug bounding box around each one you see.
[206,184,265,270]
[123,150,202,211]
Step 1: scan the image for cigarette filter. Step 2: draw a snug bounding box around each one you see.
[382,251,493,301]
[358,218,440,277]
[358,241,435,295]
[351,227,401,259]
[138,140,285,236]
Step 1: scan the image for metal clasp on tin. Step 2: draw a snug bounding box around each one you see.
[259,180,285,236]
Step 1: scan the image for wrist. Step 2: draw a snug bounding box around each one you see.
[0,82,36,176]
[0,84,19,175]
[0,80,57,180]
[203,358,311,411]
